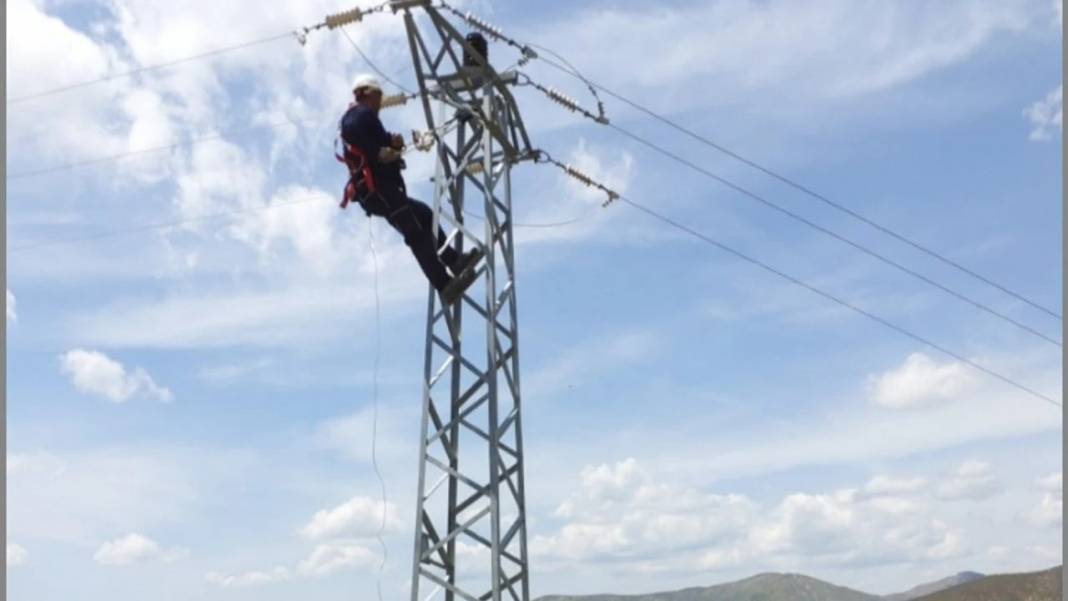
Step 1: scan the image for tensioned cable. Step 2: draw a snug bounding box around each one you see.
[619,195,1061,409]
[8,32,296,104]
[532,53,1062,320]
[604,122,1062,347]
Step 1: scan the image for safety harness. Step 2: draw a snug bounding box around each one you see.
[335,137,376,211]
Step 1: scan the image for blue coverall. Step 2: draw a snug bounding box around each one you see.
[341,103,461,291]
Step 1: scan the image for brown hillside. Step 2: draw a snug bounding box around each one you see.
[912,566,1061,601]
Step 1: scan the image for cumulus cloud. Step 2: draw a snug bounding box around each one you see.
[296,542,377,577]
[7,543,28,567]
[1024,84,1063,141]
[535,459,755,562]
[205,542,378,588]
[59,349,173,403]
[1028,472,1062,526]
[6,289,16,322]
[93,533,187,566]
[535,458,967,571]
[868,352,976,409]
[299,496,401,540]
[936,461,1000,500]
[206,567,291,588]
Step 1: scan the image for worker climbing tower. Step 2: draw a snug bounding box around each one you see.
[393,2,536,599]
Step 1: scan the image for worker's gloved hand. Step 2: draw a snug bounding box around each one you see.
[390,133,405,150]
[378,147,401,163]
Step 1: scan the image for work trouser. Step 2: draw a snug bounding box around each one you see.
[358,179,460,291]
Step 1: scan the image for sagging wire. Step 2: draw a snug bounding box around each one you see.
[525,42,607,124]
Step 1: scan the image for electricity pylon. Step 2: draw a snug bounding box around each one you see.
[394,2,535,599]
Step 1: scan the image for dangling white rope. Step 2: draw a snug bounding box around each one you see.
[367,216,389,601]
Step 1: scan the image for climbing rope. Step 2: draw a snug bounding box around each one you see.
[367,217,389,601]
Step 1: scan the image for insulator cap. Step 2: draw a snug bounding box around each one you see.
[546,87,582,113]
[464,12,503,38]
[325,7,364,29]
[564,164,595,186]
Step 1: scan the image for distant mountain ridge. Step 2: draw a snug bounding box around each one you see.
[535,566,1061,601]
[911,566,1061,601]
[883,572,985,601]
[537,572,879,601]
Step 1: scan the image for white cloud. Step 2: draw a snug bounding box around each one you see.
[1037,472,1062,492]
[1024,84,1063,141]
[512,139,635,248]
[868,352,976,410]
[299,495,401,540]
[296,542,378,577]
[7,543,28,567]
[1028,472,1063,526]
[93,533,187,566]
[206,566,291,588]
[7,289,16,322]
[535,458,965,571]
[59,349,173,403]
[936,460,1000,500]
[534,458,758,561]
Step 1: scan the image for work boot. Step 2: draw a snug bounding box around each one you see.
[446,247,484,278]
[441,247,484,305]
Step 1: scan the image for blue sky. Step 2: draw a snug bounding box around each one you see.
[5,0,1063,599]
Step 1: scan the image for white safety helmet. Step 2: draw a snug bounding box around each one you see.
[352,73,383,94]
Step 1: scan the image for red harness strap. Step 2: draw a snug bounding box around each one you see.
[336,142,376,210]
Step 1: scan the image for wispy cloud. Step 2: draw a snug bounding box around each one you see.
[93,533,188,566]
[206,566,291,588]
[59,349,173,403]
[1024,84,1063,141]
[935,461,1000,501]
[299,495,401,540]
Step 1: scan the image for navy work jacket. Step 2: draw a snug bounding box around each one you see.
[340,103,404,185]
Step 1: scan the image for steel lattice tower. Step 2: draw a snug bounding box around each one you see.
[394,2,536,599]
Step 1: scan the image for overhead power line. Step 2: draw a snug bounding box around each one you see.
[532,53,1062,321]
[620,195,1061,409]
[8,32,296,104]
[603,122,1061,347]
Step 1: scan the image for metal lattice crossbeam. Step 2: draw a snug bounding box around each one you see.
[396,2,534,600]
